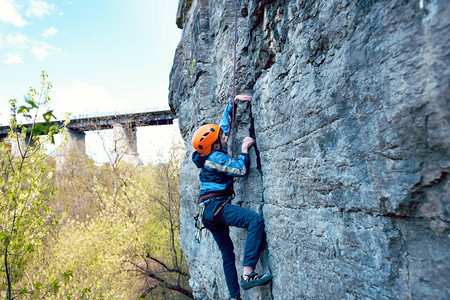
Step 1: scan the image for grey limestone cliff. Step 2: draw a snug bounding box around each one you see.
[169,0,449,299]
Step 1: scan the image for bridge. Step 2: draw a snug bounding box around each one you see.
[0,109,177,165]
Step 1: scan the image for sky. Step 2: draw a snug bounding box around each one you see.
[0,0,183,163]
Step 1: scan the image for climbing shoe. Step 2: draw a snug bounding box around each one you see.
[240,272,273,290]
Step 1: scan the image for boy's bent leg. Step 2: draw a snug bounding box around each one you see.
[221,204,264,269]
[210,225,240,299]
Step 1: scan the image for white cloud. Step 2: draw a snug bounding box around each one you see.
[26,0,55,18]
[0,33,62,62]
[30,41,60,61]
[4,53,23,64]
[0,32,62,62]
[30,45,49,60]
[52,81,130,119]
[5,32,29,49]
[0,0,27,26]
[42,26,58,38]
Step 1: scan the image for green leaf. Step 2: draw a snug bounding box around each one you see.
[0,230,8,241]
[32,124,44,136]
[49,133,55,144]
[25,244,35,252]
[2,233,11,248]
[62,270,74,285]
[50,280,61,295]
[43,110,56,124]
[34,280,43,290]
[17,106,30,114]
[25,98,38,108]
[81,288,92,297]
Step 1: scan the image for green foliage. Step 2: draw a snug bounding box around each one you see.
[0,72,71,299]
[134,144,191,299]
[39,139,191,299]
[1,71,190,299]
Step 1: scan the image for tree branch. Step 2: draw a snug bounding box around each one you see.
[130,261,193,299]
[146,255,189,278]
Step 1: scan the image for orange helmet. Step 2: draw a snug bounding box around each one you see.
[192,124,220,156]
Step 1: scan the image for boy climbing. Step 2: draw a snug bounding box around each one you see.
[191,95,272,300]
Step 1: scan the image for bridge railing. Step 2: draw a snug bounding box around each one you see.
[69,106,170,120]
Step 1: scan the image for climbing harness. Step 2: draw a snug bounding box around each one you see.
[194,190,235,243]
[213,197,232,217]
[199,190,234,202]
[230,0,238,157]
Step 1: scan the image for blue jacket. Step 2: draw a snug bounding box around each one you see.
[192,102,250,196]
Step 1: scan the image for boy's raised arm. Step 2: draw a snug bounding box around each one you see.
[219,95,253,135]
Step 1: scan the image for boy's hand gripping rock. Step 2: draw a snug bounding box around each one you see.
[241,137,255,154]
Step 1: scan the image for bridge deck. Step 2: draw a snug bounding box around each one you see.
[0,110,176,139]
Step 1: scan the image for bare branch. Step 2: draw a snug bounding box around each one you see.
[145,255,189,278]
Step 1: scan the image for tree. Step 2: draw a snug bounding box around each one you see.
[42,128,191,299]
[0,72,191,299]
[0,72,71,299]
[132,141,192,299]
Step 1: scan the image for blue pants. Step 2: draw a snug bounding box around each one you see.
[202,198,265,299]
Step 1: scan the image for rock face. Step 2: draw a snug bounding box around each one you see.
[169,0,449,299]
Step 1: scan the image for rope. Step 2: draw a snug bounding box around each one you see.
[230,0,238,157]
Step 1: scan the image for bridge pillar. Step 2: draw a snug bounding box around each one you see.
[112,123,140,165]
[56,128,86,169]
[10,133,34,158]
[10,137,25,158]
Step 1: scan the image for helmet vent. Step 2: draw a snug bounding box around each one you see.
[199,132,210,143]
